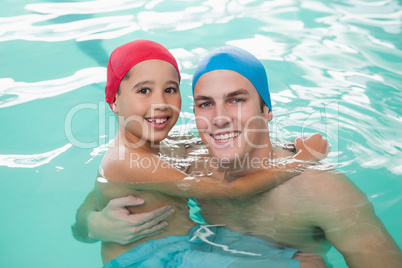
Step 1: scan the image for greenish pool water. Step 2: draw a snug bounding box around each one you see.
[0,0,401,267]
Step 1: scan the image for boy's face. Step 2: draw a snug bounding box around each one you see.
[194,70,272,164]
[113,59,181,144]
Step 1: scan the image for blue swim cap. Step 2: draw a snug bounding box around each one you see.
[192,46,272,111]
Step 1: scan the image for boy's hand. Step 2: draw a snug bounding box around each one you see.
[88,196,174,244]
[294,133,330,161]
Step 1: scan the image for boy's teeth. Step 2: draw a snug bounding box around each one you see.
[148,118,168,124]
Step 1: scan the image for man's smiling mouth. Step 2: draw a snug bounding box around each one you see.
[211,131,240,142]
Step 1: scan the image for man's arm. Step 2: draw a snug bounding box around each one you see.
[71,189,99,243]
[311,171,402,267]
[71,189,174,245]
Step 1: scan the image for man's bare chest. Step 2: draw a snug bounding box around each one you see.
[197,190,330,253]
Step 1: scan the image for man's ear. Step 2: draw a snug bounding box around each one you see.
[263,105,273,122]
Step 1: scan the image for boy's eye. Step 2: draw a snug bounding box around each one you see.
[165,87,177,94]
[138,88,150,94]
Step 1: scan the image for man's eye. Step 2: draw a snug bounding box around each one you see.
[199,102,211,108]
[165,87,177,93]
[138,88,150,94]
[233,98,244,103]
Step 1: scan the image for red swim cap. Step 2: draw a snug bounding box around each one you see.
[105,39,181,104]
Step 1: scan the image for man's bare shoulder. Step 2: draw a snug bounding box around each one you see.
[272,147,366,203]
[278,166,372,222]
[300,167,364,195]
[286,167,366,201]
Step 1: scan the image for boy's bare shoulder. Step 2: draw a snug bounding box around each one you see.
[101,145,153,183]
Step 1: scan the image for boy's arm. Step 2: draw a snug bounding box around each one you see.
[310,172,402,267]
[104,133,329,199]
[71,189,174,244]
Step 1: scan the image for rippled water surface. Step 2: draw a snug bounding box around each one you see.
[0,0,401,267]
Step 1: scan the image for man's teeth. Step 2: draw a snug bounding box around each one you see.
[147,118,168,124]
[213,132,240,141]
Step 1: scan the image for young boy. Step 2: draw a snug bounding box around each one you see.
[95,40,329,267]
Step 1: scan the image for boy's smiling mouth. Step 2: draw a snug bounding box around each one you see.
[146,118,168,124]
[145,115,170,129]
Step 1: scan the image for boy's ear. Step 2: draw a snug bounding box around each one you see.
[110,101,118,114]
[263,105,273,122]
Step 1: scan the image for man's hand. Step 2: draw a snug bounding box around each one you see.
[88,195,175,245]
[294,133,330,161]
[293,252,327,268]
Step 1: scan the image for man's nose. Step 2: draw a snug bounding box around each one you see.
[213,116,232,128]
[213,105,232,128]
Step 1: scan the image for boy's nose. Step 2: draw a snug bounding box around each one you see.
[152,93,169,110]
[152,102,169,110]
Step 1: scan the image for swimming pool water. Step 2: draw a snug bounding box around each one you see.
[0,0,401,267]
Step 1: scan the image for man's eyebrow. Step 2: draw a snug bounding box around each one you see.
[225,89,249,98]
[194,95,213,102]
[194,89,249,101]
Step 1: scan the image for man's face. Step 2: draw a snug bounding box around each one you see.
[194,70,272,165]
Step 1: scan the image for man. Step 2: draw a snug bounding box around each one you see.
[189,46,402,267]
[72,46,402,267]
